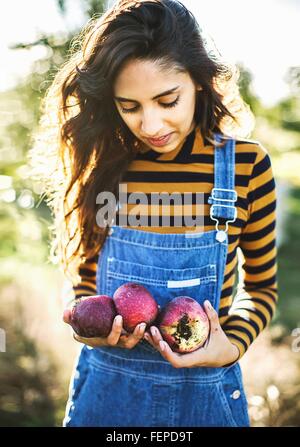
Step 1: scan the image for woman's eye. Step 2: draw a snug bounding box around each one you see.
[161,97,179,109]
[121,105,139,113]
[121,97,179,114]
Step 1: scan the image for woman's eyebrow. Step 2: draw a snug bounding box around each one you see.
[114,85,180,103]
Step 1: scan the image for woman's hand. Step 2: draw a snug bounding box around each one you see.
[143,300,240,368]
[63,309,147,349]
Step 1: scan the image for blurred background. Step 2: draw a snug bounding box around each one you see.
[0,0,299,427]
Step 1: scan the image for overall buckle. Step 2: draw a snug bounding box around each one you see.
[208,187,238,234]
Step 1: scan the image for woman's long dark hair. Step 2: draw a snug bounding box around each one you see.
[29,0,254,283]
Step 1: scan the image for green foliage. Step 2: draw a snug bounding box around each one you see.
[57,0,106,17]
[237,62,261,115]
[285,66,300,94]
[277,186,300,330]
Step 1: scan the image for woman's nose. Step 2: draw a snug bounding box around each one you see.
[140,112,164,137]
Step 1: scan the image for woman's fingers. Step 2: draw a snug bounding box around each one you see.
[143,331,156,347]
[150,326,163,344]
[70,314,148,350]
[122,322,147,349]
[204,300,220,335]
[63,308,72,324]
[106,315,123,345]
[143,326,163,350]
[72,315,124,348]
[72,333,105,347]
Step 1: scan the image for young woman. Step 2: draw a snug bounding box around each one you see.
[31,0,277,427]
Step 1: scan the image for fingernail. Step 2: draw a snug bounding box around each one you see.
[205,300,212,310]
[139,323,146,332]
[151,327,156,337]
[115,315,122,324]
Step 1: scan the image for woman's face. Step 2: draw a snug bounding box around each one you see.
[113,59,202,153]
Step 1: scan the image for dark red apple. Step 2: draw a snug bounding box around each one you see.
[70,295,117,338]
[157,296,210,353]
[113,282,159,332]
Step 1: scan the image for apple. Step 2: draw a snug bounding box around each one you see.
[69,295,116,338]
[113,282,159,332]
[157,296,210,353]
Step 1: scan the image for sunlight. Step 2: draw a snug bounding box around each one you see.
[0,0,299,104]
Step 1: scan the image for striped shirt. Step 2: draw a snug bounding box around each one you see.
[72,126,278,361]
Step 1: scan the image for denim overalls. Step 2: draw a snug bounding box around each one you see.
[63,134,250,427]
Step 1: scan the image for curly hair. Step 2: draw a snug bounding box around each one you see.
[29,0,255,284]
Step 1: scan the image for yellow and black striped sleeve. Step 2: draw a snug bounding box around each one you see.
[72,255,99,301]
[223,143,278,360]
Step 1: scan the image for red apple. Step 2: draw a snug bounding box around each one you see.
[157,296,210,353]
[70,295,116,338]
[113,282,159,332]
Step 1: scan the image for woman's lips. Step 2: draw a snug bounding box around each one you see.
[146,132,173,147]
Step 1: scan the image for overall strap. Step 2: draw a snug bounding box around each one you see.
[208,133,237,234]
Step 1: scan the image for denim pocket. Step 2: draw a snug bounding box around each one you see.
[106,257,217,309]
[171,380,241,427]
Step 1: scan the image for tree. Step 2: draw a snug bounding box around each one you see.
[236,62,261,114]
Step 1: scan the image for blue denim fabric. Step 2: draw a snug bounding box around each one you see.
[63,135,250,427]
